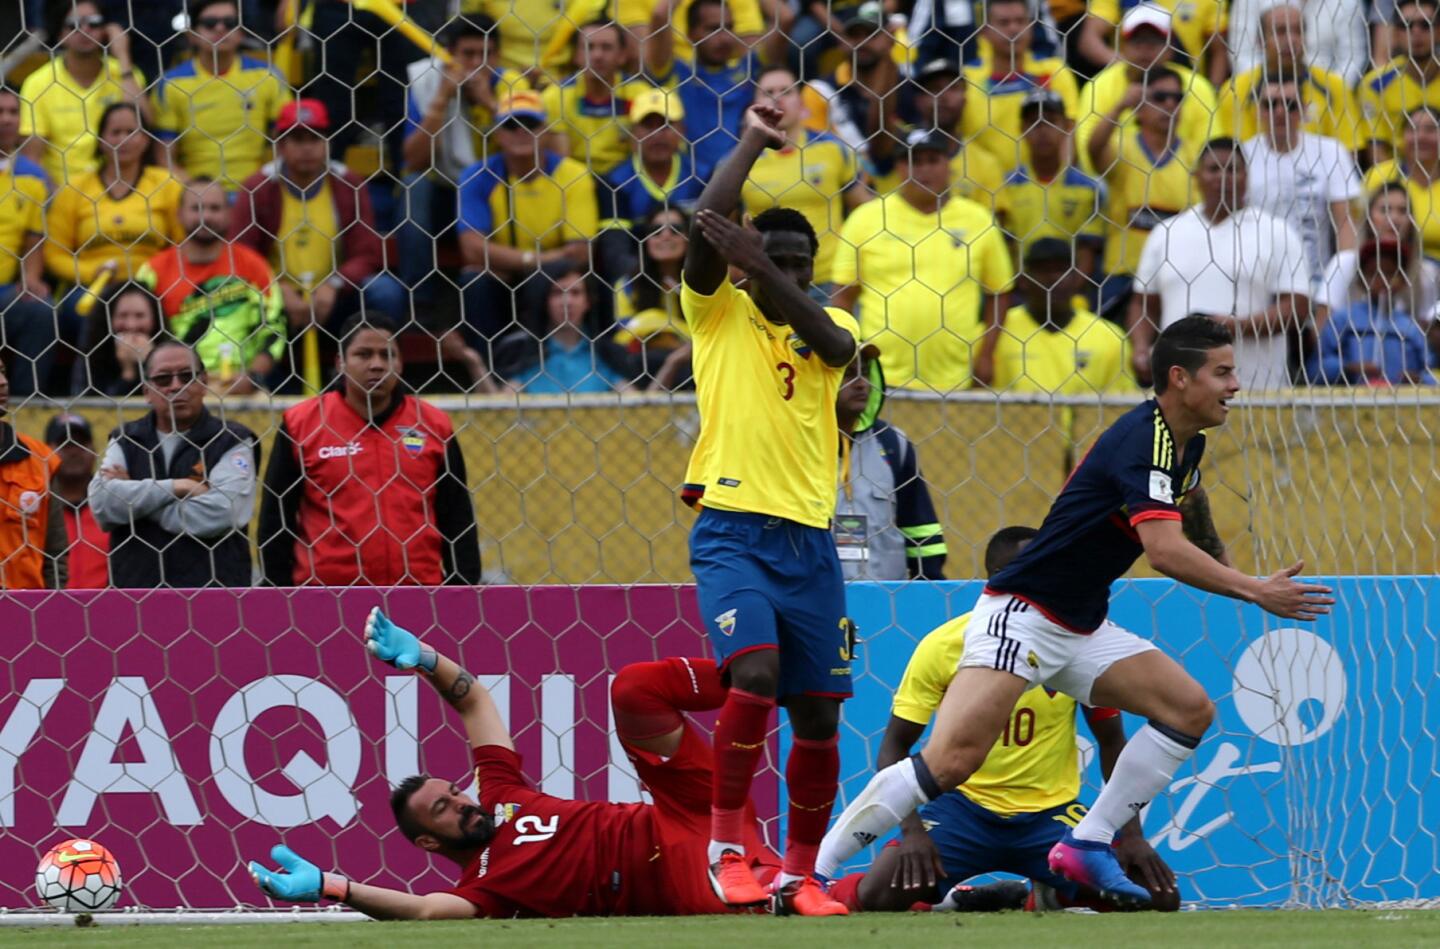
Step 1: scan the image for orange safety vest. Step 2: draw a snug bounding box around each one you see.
[0,427,58,590]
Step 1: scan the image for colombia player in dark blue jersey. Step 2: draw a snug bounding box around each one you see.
[816,316,1333,906]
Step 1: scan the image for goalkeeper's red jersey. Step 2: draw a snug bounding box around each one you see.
[447,745,669,918]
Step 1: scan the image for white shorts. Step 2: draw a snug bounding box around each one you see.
[959,593,1158,706]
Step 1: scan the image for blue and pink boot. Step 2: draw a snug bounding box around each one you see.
[1047,830,1152,909]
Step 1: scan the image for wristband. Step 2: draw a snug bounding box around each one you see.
[418,646,439,673]
[321,872,350,903]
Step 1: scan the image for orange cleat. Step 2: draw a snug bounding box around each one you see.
[708,850,768,906]
[770,876,850,916]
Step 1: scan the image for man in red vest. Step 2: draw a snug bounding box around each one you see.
[44,412,108,588]
[258,314,481,586]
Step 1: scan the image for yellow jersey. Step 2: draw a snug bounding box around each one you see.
[43,167,186,286]
[1364,161,1440,260]
[741,129,858,285]
[1147,0,1227,69]
[872,141,1009,215]
[998,164,1106,254]
[680,277,859,528]
[274,179,340,291]
[962,50,1081,172]
[541,75,657,176]
[833,192,1014,392]
[1074,62,1216,176]
[18,56,146,186]
[1357,57,1440,152]
[466,0,566,73]
[893,613,1116,816]
[0,165,46,286]
[1216,64,1363,150]
[1101,132,1201,277]
[456,152,599,250]
[993,304,1135,394]
[151,56,291,187]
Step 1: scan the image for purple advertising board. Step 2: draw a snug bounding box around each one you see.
[0,586,778,910]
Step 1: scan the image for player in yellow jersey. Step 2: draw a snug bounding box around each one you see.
[823,527,1178,913]
[682,102,858,917]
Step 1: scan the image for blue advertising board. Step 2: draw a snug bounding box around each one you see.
[779,578,1440,907]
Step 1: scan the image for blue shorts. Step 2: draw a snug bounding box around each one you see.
[689,508,852,699]
[920,790,1084,897]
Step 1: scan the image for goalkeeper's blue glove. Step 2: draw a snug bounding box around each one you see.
[364,607,435,671]
[248,845,349,903]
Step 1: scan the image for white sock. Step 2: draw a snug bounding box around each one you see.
[707,839,745,864]
[777,872,805,888]
[1073,723,1197,844]
[815,758,929,879]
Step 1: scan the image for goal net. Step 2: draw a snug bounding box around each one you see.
[0,0,1436,914]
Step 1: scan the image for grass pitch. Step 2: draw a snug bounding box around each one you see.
[3,910,1439,949]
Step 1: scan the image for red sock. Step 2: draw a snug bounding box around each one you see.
[827,873,866,913]
[611,658,726,741]
[710,687,775,845]
[783,734,840,877]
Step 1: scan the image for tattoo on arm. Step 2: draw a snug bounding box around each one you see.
[1181,489,1226,562]
[443,670,474,704]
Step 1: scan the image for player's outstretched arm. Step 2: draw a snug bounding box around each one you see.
[249,844,476,920]
[1135,519,1334,620]
[683,103,785,296]
[364,608,514,751]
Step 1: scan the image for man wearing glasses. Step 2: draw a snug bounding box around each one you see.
[152,0,292,189]
[454,91,598,375]
[19,1,149,187]
[88,339,259,588]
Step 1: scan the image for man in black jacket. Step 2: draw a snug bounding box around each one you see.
[88,339,259,588]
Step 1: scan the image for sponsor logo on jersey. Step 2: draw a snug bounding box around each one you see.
[475,847,491,879]
[717,477,741,488]
[397,426,427,457]
[317,442,362,460]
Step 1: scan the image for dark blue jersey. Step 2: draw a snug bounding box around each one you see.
[987,400,1205,632]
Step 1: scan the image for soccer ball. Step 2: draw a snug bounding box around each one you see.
[35,839,123,912]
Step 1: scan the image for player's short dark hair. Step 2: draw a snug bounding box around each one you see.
[1152,315,1235,395]
[985,526,1038,577]
[141,336,201,378]
[687,0,726,33]
[1201,136,1244,163]
[338,313,400,355]
[391,775,431,842]
[1394,0,1438,26]
[577,17,623,42]
[753,207,820,257]
[187,0,239,22]
[442,14,499,48]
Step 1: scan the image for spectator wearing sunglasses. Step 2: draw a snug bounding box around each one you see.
[151,0,292,190]
[1241,74,1362,294]
[454,91,597,390]
[19,0,150,187]
[88,338,260,588]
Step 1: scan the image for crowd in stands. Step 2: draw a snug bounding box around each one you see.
[2,0,1440,587]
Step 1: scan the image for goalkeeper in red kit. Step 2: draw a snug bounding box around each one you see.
[249,609,779,918]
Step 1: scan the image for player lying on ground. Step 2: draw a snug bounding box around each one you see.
[678,99,859,914]
[826,527,1179,914]
[815,316,1334,907]
[249,609,782,919]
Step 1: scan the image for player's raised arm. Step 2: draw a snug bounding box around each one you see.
[364,608,514,751]
[683,103,785,295]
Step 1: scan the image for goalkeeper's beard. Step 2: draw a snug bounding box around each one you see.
[448,804,498,849]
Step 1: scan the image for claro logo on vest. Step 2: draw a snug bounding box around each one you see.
[317,443,363,460]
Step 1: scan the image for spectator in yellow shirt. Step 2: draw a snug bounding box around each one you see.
[0,89,53,397]
[151,0,291,188]
[1216,4,1364,150]
[1148,0,1229,88]
[1357,0,1440,163]
[994,238,1133,395]
[541,19,654,176]
[1363,106,1440,260]
[46,102,185,356]
[19,1,149,187]
[1073,4,1217,176]
[964,0,1082,172]
[833,129,1015,392]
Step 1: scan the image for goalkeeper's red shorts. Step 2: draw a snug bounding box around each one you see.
[626,720,780,914]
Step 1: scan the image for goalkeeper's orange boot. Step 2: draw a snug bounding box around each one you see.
[770,876,849,916]
[708,850,768,906]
